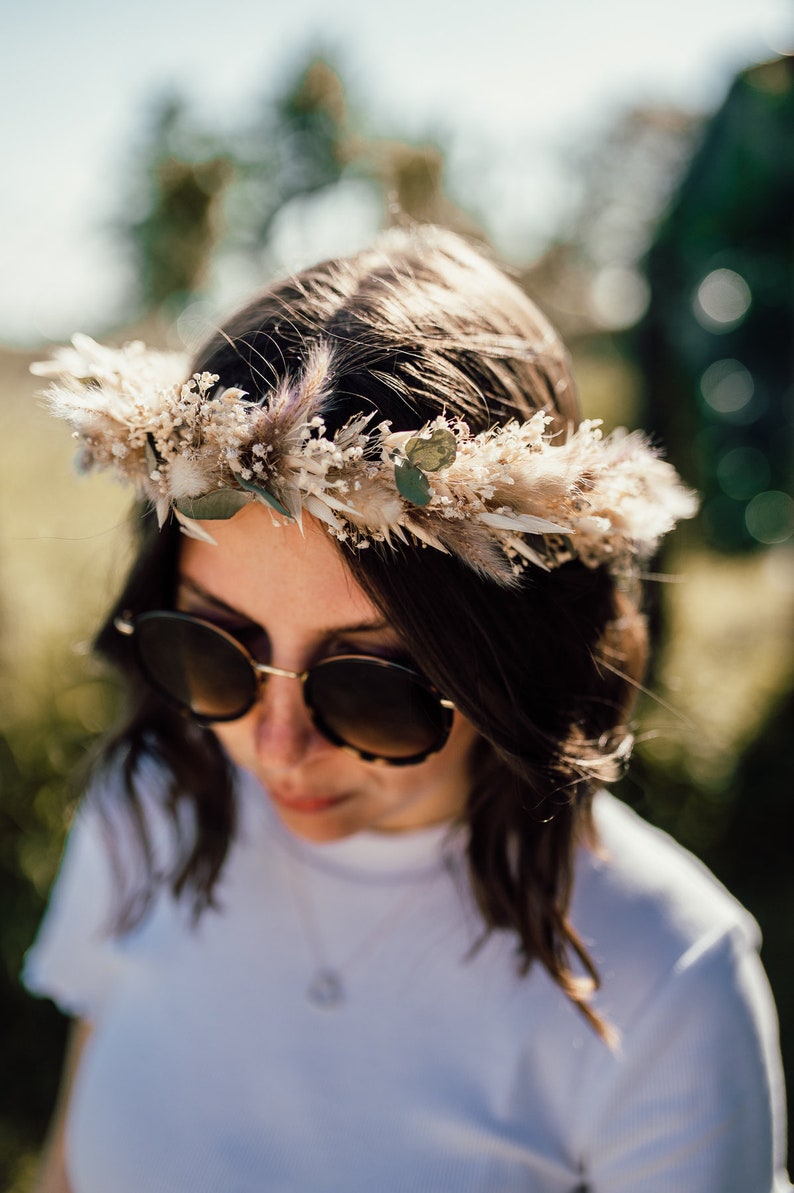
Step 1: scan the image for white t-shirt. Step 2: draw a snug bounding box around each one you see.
[23,768,791,1193]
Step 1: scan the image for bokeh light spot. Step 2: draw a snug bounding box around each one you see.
[694,268,752,331]
[745,491,794,545]
[700,358,754,415]
[589,267,650,330]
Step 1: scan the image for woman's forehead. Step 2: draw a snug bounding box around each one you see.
[177,504,381,635]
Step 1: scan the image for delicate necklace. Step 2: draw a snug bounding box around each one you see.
[278,827,459,1009]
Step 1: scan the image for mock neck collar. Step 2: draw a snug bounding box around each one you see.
[235,766,466,880]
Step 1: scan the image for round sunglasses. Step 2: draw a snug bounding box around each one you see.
[114,611,454,766]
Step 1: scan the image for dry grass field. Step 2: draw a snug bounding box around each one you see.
[0,345,132,714]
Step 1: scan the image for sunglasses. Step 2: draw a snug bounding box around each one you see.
[114,611,455,766]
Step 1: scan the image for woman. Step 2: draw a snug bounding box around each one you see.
[25,228,789,1191]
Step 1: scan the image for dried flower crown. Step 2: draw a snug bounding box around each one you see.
[32,333,697,587]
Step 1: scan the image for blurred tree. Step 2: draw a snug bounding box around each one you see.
[623,55,794,1168]
[359,138,484,241]
[126,95,232,314]
[122,53,482,324]
[229,57,349,255]
[634,56,794,552]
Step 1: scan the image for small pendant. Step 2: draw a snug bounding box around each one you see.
[307,968,344,1008]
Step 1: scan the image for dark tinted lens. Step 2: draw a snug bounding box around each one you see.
[305,657,451,763]
[134,613,258,721]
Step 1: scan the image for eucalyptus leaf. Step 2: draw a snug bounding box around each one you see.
[175,489,250,520]
[255,489,292,517]
[394,460,431,507]
[405,428,457,472]
[236,473,291,517]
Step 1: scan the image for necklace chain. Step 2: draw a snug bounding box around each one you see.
[279,829,456,1009]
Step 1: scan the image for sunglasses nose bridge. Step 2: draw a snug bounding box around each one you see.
[248,660,313,721]
[247,660,328,769]
[251,660,308,683]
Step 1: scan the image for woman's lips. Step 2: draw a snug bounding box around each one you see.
[268,787,350,814]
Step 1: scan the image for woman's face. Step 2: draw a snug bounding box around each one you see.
[178,505,479,843]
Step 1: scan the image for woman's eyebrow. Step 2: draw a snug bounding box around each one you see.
[177,575,392,638]
[177,576,249,619]
[325,619,394,637]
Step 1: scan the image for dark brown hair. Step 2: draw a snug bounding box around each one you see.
[94,227,647,1039]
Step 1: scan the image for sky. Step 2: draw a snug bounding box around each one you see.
[2,0,792,344]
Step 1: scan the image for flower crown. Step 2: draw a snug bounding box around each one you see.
[32,333,697,587]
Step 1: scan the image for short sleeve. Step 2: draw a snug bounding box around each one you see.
[579,926,791,1192]
[21,760,186,1021]
[21,799,122,1021]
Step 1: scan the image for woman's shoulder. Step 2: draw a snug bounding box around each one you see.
[22,755,202,1018]
[567,795,788,1191]
[572,792,759,1017]
[579,790,756,940]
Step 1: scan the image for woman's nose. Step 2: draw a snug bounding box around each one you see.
[252,673,327,769]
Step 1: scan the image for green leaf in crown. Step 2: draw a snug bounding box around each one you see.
[236,473,292,517]
[405,427,457,472]
[176,490,251,520]
[394,459,431,507]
